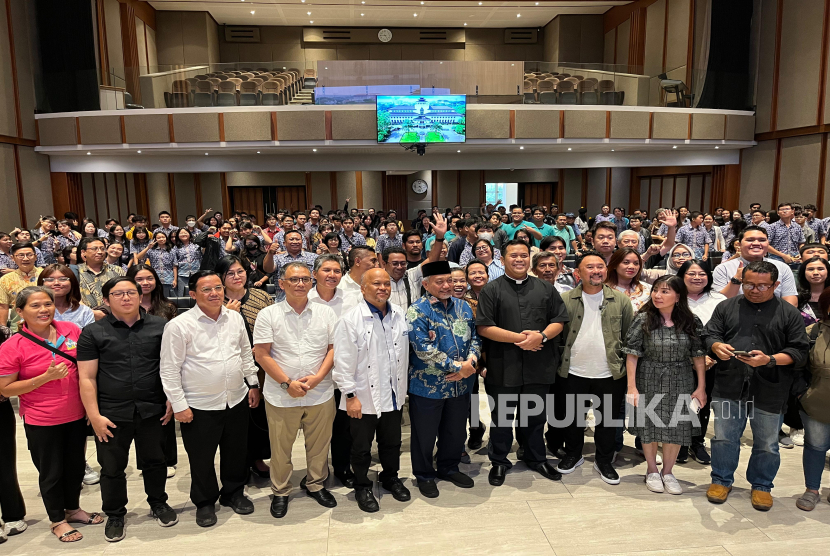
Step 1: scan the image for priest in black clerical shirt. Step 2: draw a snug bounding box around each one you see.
[475,239,569,486]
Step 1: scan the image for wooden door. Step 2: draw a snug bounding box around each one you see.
[275,186,307,215]
[231,187,264,224]
[382,174,409,227]
[521,182,553,207]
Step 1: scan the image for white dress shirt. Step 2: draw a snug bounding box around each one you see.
[687,291,727,325]
[339,272,362,295]
[308,286,360,318]
[389,276,413,310]
[332,300,409,415]
[253,300,337,408]
[160,304,258,413]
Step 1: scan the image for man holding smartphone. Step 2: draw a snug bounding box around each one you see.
[704,261,809,512]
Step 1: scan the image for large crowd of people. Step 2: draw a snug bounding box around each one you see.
[0,199,829,544]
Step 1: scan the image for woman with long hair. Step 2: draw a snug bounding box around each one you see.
[357,223,376,250]
[606,247,651,311]
[107,225,130,266]
[135,232,178,298]
[173,228,201,296]
[0,287,103,543]
[623,275,707,495]
[81,220,105,239]
[215,255,273,480]
[37,264,95,328]
[317,231,342,256]
[237,235,271,290]
[797,257,830,325]
[702,213,724,253]
[129,227,151,266]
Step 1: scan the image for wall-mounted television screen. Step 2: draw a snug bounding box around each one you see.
[377,95,466,144]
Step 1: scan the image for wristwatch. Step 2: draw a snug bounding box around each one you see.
[540,331,548,343]
[345,392,356,399]
[280,381,291,390]
[766,354,777,368]
[730,277,742,285]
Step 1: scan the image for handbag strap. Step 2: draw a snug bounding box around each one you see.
[18,330,77,365]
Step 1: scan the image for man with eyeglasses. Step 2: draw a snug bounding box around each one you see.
[0,242,43,332]
[76,237,126,308]
[261,230,318,302]
[254,262,339,518]
[766,202,805,267]
[704,261,809,511]
[160,271,260,528]
[712,226,798,306]
[77,277,177,542]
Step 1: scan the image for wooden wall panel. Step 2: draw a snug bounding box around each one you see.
[776,0,824,131]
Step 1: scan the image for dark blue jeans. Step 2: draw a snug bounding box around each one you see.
[710,398,783,492]
[800,410,830,491]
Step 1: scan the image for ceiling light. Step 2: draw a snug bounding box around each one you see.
[457,150,461,153]
[250,10,255,14]
[361,13,364,16]
[361,1,364,3]
[414,13,418,16]
[86,151,91,155]
[312,148,317,152]
[479,1,482,4]
[256,151,261,154]
[536,1,539,4]
[567,147,571,151]
[715,146,719,149]
[464,22,467,25]
[517,14,521,17]
[307,11,311,15]
[519,146,524,150]
[137,150,142,154]
[672,145,677,149]
[310,20,313,23]
[325,67,328,69]
[611,149,615,152]
[421,1,425,4]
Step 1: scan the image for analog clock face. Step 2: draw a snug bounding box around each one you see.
[411,179,428,194]
[378,28,393,43]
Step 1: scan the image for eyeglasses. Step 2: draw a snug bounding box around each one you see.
[42,277,71,283]
[225,270,246,278]
[15,253,35,259]
[283,277,312,285]
[109,290,139,299]
[388,262,408,268]
[474,246,491,252]
[742,283,772,292]
[199,285,225,294]
[671,252,692,259]
[86,247,107,252]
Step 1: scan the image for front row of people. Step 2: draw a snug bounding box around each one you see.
[0,240,821,544]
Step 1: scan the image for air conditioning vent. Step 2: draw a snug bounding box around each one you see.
[322,29,352,41]
[225,26,260,43]
[419,30,448,41]
[504,28,538,44]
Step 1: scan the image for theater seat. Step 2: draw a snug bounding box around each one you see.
[239,81,260,106]
[266,283,276,295]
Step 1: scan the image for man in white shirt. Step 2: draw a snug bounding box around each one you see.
[333,268,411,513]
[309,254,359,488]
[340,246,378,295]
[380,247,416,309]
[711,225,798,306]
[160,270,260,528]
[254,262,338,519]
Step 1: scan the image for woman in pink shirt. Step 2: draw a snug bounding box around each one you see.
[0,286,103,543]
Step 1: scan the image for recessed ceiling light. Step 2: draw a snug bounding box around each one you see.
[421,1,424,4]
[361,13,364,16]
[307,11,311,15]
[205,153,209,156]
[567,147,572,151]
[310,20,313,23]
[250,10,255,14]
[535,1,539,4]
[715,146,719,149]
[137,150,142,154]
[256,151,261,154]
[86,151,91,155]
[611,149,615,152]
[464,22,467,25]
[457,150,461,153]
[672,145,677,149]
[517,13,521,17]
[325,67,328,69]
[361,1,364,3]
[479,1,482,4]
[312,148,317,152]
[519,146,524,150]
[414,13,417,16]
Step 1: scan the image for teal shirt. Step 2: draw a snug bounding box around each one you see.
[528,222,556,247]
[551,225,576,253]
[425,229,456,251]
[503,220,535,241]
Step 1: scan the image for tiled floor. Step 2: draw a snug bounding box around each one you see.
[5,392,830,556]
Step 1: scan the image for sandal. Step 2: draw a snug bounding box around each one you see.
[65,509,104,525]
[51,521,82,543]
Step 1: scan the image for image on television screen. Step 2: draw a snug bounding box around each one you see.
[377,95,466,144]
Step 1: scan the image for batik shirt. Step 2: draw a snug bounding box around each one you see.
[146,249,178,285]
[767,220,805,257]
[675,224,712,255]
[406,294,481,399]
[269,251,318,302]
[41,234,79,265]
[173,243,202,277]
[339,231,367,252]
[375,233,403,254]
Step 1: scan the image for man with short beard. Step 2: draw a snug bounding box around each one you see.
[555,252,633,485]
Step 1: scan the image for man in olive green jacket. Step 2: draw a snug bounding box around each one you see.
[550,252,633,485]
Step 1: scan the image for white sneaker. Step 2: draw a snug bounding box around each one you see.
[83,463,100,485]
[4,520,27,536]
[646,472,664,493]
[167,466,177,478]
[661,472,683,495]
[791,429,805,447]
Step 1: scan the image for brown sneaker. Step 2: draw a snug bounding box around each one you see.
[751,489,773,511]
[706,483,732,504]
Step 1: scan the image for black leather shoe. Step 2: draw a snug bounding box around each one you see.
[300,476,307,490]
[438,471,474,489]
[516,446,526,462]
[334,470,356,489]
[355,488,379,513]
[532,461,562,481]
[307,487,337,508]
[488,465,508,486]
[467,424,486,451]
[195,505,217,527]
[219,493,254,515]
[270,496,289,519]
[381,477,411,501]
[417,479,439,498]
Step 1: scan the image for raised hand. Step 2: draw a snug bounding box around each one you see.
[432,210,448,237]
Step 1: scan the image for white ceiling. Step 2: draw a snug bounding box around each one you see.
[147,0,631,28]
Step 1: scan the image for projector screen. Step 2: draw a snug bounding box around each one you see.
[377,95,466,144]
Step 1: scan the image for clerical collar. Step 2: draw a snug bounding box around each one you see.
[504,273,528,284]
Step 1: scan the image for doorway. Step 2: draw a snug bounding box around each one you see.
[231,186,308,223]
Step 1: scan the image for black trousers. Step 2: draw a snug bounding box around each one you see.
[691,366,717,447]
[0,401,26,522]
[136,419,178,470]
[96,410,169,518]
[180,400,250,508]
[544,378,568,453]
[246,401,271,468]
[467,376,485,437]
[330,389,353,475]
[783,393,804,431]
[561,374,626,465]
[349,409,402,490]
[24,417,86,523]
[409,393,469,481]
[486,383,550,468]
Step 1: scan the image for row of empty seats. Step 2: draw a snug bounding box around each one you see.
[523,74,624,105]
[164,69,318,107]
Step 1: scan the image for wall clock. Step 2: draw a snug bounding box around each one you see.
[378,28,393,43]
[411,179,428,194]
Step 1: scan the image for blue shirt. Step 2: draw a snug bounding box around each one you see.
[406,295,481,399]
[503,220,535,240]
